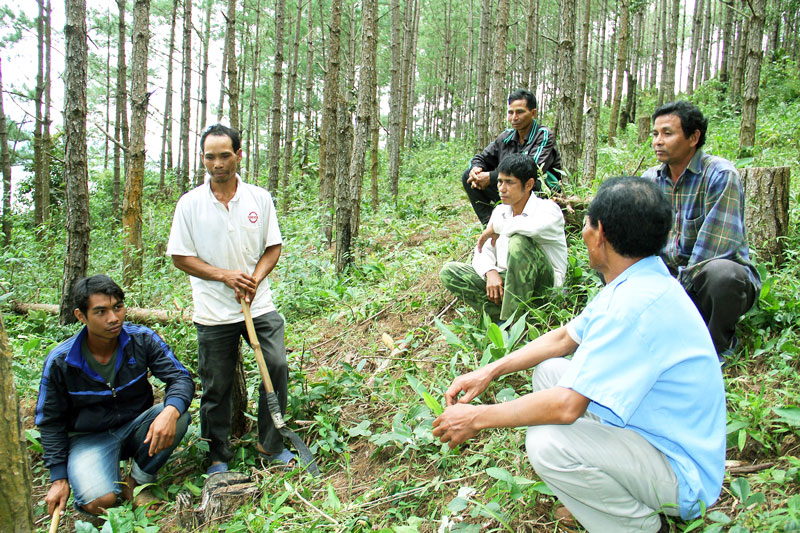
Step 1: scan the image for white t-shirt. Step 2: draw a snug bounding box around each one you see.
[471,193,568,286]
[166,175,282,325]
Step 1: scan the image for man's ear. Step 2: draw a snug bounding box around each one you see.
[74,308,87,325]
[531,108,538,119]
[688,129,701,148]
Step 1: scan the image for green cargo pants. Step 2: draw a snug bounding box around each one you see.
[439,234,555,322]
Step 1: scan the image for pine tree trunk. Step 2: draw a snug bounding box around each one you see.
[217,42,228,122]
[42,0,52,224]
[197,0,212,181]
[490,0,510,134]
[114,0,129,219]
[582,101,598,185]
[530,0,539,96]
[268,0,287,193]
[104,10,111,171]
[662,0,679,102]
[0,315,34,532]
[597,0,608,100]
[556,0,578,175]
[720,0,734,83]
[387,0,403,199]
[699,0,713,84]
[475,0,492,149]
[61,0,90,325]
[34,0,45,227]
[687,0,704,95]
[637,115,651,144]
[574,0,591,141]
[178,0,191,194]
[0,58,11,245]
[741,166,790,264]
[319,0,341,245]
[226,0,240,131]
[739,0,766,152]
[404,0,420,149]
[370,79,380,211]
[731,2,749,103]
[608,0,629,145]
[281,0,303,212]
[122,0,151,287]
[301,3,314,180]
[159,0,178,191]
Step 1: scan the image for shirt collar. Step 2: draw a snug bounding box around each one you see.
[65,325,130,367]
[656,149,705,182]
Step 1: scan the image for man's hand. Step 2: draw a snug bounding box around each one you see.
[467,167,491,190]
[220,270,258,303]
[45,478,70,517]
[144,405,181,456]
[432,403,485,448]
[485,270,503,305]
[477,223,499,252]
[444,366,494,406]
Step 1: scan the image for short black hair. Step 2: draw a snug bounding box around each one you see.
[200,124,242,153]
[587,177,672,258]
[496,153,539,187]
[507,89,537,111]
[73,275,125,315]
[652,101,708,149]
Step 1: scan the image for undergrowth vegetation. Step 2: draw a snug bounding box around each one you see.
[3,64,800,531]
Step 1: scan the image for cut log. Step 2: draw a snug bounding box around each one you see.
[11,301,193,324]
[553,195,590,231]
[740,166,791,265]
[637,116,651,144]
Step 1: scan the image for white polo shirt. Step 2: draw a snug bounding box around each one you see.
[166,175,282,325]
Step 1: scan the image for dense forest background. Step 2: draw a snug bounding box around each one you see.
[1,0,800,531]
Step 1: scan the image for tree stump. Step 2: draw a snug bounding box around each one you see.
[581,105,598,186]
[177,471,257,529]
[637,116,651,144]
[740,166,791,265]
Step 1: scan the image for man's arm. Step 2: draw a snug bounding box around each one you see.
[469,135,502,189]
[249,243,282,302]
[528,126,560,176]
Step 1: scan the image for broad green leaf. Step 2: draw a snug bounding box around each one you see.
[737,428,747,451]
[729,477,750,502]
[421,390,443,415]
[707,511,732,524]
[435,317,466,348]
[726,419,748,434]
[487,323,504,348]
[323,482,342,512]
[507,312,528,348]
[447,496,469,513]
[773,407,800,426]
[183,479,202,496]
[486,466,514,483]
[496,387,517,403]
[347,420,372,437]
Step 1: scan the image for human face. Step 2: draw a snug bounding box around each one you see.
[582,216,603,272]
[498,172,533,215]
[74,294,126,343]
[651,114,700,169]
[201,134,242,184]
[507,99,536,133]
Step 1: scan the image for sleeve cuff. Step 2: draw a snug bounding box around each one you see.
[49,463,68,482]
[164,397,187,415]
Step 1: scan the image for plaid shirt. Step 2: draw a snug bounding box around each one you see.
[642,150,760,292]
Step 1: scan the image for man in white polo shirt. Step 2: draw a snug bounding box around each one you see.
[167,124,293,474]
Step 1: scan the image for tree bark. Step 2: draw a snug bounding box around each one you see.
[387,0,403,199]
[556,0,578,175]
[739,0,766,152]
[637,115,651,144]
[114,0,129,219]
[686,0,704,95]
[225,0,240,131]
[281,0,303,212]
[178,0,191,194]
[720,0,734,83]
[475,0,492,149]
[699,0,713,84]
[42,0,52,225]
[0,314,34,533]
[123,0,151,287]
[0,58,11,246]
[741,167,790,265]
[490,0,510,134]
[197,0,212,181]
[581,101,598,185]
[574,0,591,141]
[159,0,178,192]
[268,0,287,193]
[607,0,629,145]
[34,0,45,228]
[61,0,90,325]
[301,1,314,180]
[319,0,341,245]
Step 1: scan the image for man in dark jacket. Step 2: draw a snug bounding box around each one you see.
[463,89,562,225]
[36,275,194,517]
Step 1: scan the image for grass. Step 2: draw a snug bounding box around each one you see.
[4,64,800,531]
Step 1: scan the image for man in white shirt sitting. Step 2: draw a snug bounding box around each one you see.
[440,154,568,323]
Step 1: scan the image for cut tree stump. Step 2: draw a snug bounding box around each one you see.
[177,471,257,529]
[740,166,791,265]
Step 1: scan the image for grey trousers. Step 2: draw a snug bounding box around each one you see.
[196,310,288,463]
[682,258,757,354]
[526,358,680,532]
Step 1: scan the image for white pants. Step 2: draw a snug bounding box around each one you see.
[525,358,681,532]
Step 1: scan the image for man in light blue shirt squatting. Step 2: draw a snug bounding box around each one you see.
[433,177,725,532]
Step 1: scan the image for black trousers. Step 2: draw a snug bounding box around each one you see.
[461,168,500,226]
[682,259,758,354]
[195,310,288,463]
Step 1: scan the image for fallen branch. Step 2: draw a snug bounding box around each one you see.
[726,461,775,475]
[11,302,193,324]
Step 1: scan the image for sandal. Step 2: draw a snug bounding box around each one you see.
[258,448,298,470]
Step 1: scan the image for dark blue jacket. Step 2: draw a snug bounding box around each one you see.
[35,323,194,481]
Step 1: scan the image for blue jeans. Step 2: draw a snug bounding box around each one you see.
[67,404,190,507]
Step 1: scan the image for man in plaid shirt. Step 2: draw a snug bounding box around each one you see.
[642,101,760,355]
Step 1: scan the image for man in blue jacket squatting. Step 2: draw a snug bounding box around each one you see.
[433,177,725,532]
[36,275,194,518]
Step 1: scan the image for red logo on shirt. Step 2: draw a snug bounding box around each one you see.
[248,212,259,223]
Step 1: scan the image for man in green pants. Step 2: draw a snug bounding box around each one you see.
[440,154,568,322]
